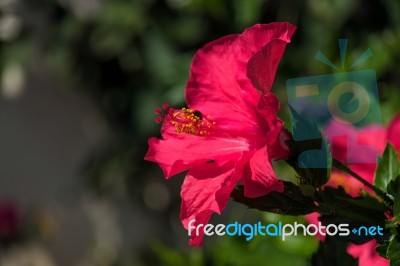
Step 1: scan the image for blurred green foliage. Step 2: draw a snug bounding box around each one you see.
[136,214,318,266]
[2,0,400,265]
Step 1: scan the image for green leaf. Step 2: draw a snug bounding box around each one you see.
[231,182,317,216]
[317,187,389,232]
[376,241,389,259]
[375,144,400,192]
[388,236,400,266]
[387,176,400,218]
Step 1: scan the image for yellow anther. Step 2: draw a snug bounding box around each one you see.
[167,108,215,136]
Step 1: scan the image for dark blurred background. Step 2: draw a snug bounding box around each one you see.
[0,0,400,265]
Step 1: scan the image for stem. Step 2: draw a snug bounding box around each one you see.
[332,159,394,205]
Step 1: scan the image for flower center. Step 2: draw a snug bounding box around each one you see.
[154,104,216,136]
[170,108,216,136]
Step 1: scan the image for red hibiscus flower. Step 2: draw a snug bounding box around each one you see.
[145,22,296,246]
[323,121,386,196]
[324,115,400,195]
[307,114,400,265]
[347,240,389,266]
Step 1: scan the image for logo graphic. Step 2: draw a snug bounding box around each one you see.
[188,219,384,242]
[286,39,382,167]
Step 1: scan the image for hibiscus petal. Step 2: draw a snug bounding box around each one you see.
[324,120,386,164]
[237,22,295,70]
[347,240,389,266]
[145,135,246,178]
[238,22,296,95]
[256,93,290,158]
[323,120,386,185]
[268,129,291,159]
[240,23,295,95]
[186,34,261,135]
[180,161,238,246]
[388,114,400,151]
[186,23,295,137]
[305,213,325,240]
[247,38,294,94]
[242,148,284,198]
[257,93,281,133]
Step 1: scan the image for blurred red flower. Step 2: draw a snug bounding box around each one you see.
[145,22,296,245]
[324,114,400,195]
[307,114,400,265]
[348,240,389,266]
[0,201,20,243]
